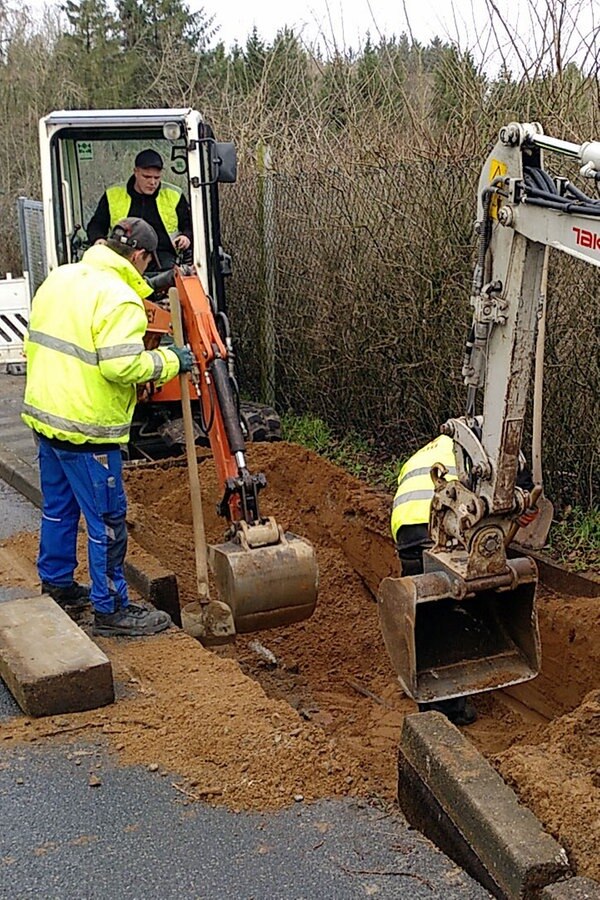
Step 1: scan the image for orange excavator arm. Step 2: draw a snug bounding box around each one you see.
[171,267,318,635]
[173,267,266,530]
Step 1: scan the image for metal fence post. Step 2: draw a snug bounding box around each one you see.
[256,142,276,407]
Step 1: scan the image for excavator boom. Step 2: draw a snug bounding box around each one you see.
[174,268,319,634]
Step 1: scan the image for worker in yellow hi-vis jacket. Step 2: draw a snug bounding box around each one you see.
[22,218,193,637]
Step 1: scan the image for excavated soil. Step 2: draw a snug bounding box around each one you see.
[1,442,599,878]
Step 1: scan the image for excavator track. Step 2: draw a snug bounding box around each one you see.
[126,400,282,461]
[239,401,282,443]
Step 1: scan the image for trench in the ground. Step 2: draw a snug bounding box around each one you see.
[124,444,600,875]
[124,443,600,879]
[1,441,597,878]
[124,443,599,736]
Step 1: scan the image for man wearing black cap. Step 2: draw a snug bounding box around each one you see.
[87,148,192,270]
[22,216,194,637]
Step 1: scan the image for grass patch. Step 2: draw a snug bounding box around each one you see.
[547,506,600,572]
[280,412,402,489]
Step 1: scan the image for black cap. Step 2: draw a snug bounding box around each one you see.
[134,148,164,170]
[109,217,160,267]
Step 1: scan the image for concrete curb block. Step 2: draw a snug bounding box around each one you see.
[124,539,181,627]
[0,594,114,716]
[0,441,41,508]
[541,878,600,899]
[398,712,572,899]
[511,544,600,598]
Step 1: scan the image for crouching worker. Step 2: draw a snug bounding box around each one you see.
[390,433,538,726]
[22,217,194,636]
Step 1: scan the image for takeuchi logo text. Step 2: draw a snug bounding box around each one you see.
[573,226,600,251]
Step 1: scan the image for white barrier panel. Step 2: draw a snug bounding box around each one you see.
[0,272,30,368]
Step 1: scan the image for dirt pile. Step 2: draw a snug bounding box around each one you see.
[0,616,366,811]
[496,689,600,880]
[1,442,599,877]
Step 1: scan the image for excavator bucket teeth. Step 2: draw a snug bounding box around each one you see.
[208,532,318,633]
[377,560,541,703]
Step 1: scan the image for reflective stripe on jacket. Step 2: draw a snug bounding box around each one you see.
[106,183,181,235]
[390,435,458,539]
[22,244,180,445]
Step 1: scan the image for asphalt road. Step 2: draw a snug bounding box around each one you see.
[0,433,491,899]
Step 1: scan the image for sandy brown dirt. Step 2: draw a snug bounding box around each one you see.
[0,616,366,811]
[496,690,600,880]
[1,442,599,878]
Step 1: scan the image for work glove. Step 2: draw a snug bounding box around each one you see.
[171,344,194,374]
[517,506,539,528]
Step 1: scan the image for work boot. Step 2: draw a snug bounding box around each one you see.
[93,603,172,637]
[418,697,478,726]
[41,580,91,613]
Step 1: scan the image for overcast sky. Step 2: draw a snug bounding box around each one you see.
[204,0,482,50]
[199,0,598,73]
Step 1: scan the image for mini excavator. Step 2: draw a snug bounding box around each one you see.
[30,108,318,639]
[378,122,600,703]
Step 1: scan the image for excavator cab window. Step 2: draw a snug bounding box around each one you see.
[43,116,233,317]
[48,127,192,267]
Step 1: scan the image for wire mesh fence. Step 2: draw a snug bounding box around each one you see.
[221,164,599,508]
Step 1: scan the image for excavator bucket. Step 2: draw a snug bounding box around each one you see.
[377,554,541,702]
[208,520,318,633]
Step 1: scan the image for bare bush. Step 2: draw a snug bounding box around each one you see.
[0,0,597,505]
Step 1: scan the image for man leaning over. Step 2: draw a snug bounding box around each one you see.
[22,217,194,637]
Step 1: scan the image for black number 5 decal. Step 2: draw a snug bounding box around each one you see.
[170,145,188,175]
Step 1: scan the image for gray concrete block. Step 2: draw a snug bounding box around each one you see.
[0,594,114,716]
[511,545,600,598]
[0,441,41,507]
[541,878,600,899]
[398,712,571,899]
[124,539,181,626]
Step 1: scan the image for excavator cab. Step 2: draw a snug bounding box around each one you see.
[36,110,252,456]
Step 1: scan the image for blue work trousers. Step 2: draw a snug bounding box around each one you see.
[37,438,129,614]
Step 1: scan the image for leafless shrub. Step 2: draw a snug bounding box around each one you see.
[0,0,596,504]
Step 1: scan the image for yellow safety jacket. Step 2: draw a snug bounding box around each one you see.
[390,435,458,539]
[22,245,180,445]
[106,182,181,235]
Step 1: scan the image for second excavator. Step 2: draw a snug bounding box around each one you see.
[379,121,600,703]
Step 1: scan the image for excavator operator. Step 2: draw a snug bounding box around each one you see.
[391,432,539,726]
[87,148,193,272]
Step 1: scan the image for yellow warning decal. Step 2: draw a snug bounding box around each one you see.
[489,159,508,219]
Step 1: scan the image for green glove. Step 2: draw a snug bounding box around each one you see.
[171,344,194,373]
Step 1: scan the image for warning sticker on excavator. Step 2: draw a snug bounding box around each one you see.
[489,159,507,219]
